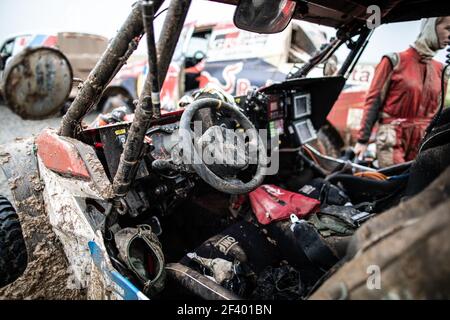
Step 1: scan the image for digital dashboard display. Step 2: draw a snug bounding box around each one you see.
[294,119,317,144]
[293,93,311,119]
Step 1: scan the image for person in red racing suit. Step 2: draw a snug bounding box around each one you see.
[355,17,450,167]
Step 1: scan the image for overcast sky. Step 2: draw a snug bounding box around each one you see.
[0,0,447,64]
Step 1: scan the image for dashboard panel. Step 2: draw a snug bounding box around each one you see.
[237,76,346,147]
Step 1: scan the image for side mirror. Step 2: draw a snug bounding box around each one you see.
[233,0,296,34]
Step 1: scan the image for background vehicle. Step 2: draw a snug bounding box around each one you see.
[0,32,108,116]
[0,32,108,86]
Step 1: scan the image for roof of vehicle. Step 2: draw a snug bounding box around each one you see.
[1,32,108,45]
[210,0,450,29]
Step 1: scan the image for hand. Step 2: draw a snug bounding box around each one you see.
[354,142,368,160]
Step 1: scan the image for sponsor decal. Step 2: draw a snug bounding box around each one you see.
[214,235,238,255]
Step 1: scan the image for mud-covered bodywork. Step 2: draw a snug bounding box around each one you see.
[0,138,82,299]
[0,131,148,299]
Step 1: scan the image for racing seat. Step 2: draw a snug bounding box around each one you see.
[166,221,280,300]
[166,218,349,300]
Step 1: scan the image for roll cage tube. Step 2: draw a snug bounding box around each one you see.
[338,27,373,78]
[286,37,343,80]
[286,24,372,80]
[113,0,192,197]
[59,0,165,137]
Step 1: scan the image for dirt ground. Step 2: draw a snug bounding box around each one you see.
[0,104,97,199]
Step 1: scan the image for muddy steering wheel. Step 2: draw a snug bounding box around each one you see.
[179,98,267,194]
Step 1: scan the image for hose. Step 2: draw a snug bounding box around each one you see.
[354,171,388,181]
[165,263,241,300]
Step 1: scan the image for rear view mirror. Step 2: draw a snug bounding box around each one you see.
[234,0,296,34]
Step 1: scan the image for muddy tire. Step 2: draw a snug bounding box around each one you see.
[0,195,27,288]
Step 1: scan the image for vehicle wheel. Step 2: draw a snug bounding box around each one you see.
[0,195,27,288]
[316,124,343,158]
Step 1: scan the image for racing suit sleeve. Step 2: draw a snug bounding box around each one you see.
[357,57,394,144]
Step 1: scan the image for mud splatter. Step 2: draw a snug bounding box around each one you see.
[0,152,11,165]
[0,200,86,299]
[7,176,20,190]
